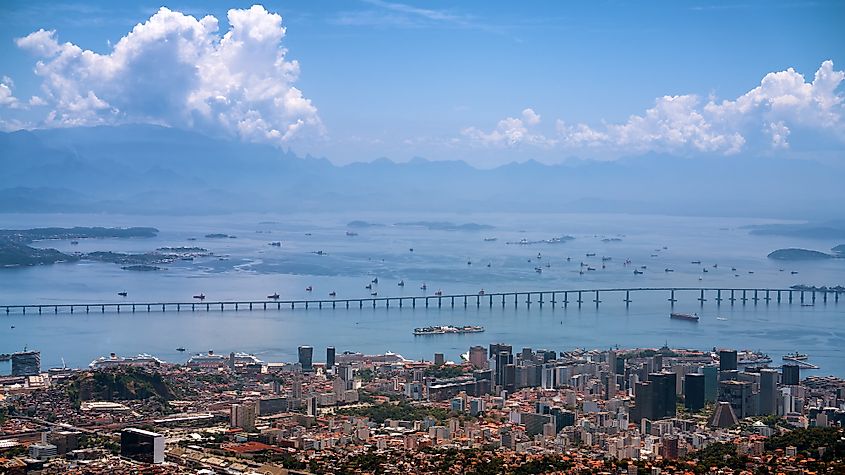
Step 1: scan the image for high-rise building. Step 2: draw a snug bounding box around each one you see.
[306,395,319,417]
[718,380,754,419]
[702,365,718,402]
[494,350,512,387]
[326,347,336,369]
[298,346,314,371]
[469,346,487,369]
[434,353,445,366]
[11,351,40,376]
[120,428,165,464]
[759,369,778,415]
[489,343,512,359]
[684,373,705,412]
[719,350,738,372]
[634,372,677,422]
[230,402,257,431]
[782,364,800,386]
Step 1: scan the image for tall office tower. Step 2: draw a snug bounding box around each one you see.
[782,364,800,386]
[718,380,754,418]
[684,373,705,412]
[759,369,778,415]
[702,365,718,402]
[653,355,663,372]
[11,351,40,376]
[469,346,488,369]
[298,346,314,371]
[306,395,319,417]
[338,364,354,382]
[719,350,738,372]
[326,347,336,369]
[495,350,512,387]
[633,381,654,422]
[608,350,617,375]
[489,343,512,359]
[650,372,677,420]
[434,353,445,366]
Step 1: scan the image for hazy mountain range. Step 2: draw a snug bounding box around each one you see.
[1,124,842,219]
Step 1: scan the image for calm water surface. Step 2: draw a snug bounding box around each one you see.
[0,212,843,375]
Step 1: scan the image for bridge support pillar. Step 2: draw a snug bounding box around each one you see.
[753,290,759,304]
[451,297,455,308]
[563,292,569,307]
[489,295,493,308]
[413,298,416,308]
[698,289,706,304]
[539,293,544,307]
[823,292,827,304]
[399,299,402,308]
[765,290,771,303]
[117,305,120,313]
[835,292,839,303]
[39,306,42,315]
[360,300,363,309]
[438,297,442,308]
[320,301,324,309]
[789,291,793,303]
[729,290,735,305]
[70,306,73,314]
[477,296,480,308]
[812,291,816,304]
[333,301,336,309]
[425,298,429,308]
[372,299,376,308]
[624,290,631,306]
[668,290,677,304]
[527,293,531,308]
[305,302,308,309]
[777,290,781,303]
[593,290,601,307]
[577,291,583,307]
[741,290,747,304]
[800,291,804,304]
[716,289,722,305]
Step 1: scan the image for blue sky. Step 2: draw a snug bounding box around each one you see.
[1,0,843,166]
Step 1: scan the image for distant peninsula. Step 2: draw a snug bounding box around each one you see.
[767,248,834,261]
[833,244,845,255]
[0,226,158,268]
[394,221,494,231]
[347,220,384,228]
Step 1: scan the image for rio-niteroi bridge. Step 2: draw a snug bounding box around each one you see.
[1,286,841,315]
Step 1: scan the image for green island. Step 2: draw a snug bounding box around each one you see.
[767,248,834,260]
[394,221,494,231]
[0,226,159,267]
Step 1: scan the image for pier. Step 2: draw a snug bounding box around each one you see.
[1,287,841,316]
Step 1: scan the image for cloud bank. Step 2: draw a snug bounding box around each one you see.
[464,61,845,156]
[12,5,321,143]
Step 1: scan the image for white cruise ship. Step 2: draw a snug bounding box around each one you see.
[89,353,165,369]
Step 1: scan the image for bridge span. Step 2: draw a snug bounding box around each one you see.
[1,287,841,315]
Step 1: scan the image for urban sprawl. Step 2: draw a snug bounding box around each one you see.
[1,344,843,474]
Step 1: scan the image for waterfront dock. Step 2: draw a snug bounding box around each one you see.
[1,287,841,315]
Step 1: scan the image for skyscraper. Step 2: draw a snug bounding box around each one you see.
[120,428,165,464]
[782,364,800,386]
[684,373,705,412]
[469,346,488,369]
[634,373,676,421]
[11,351,40,376]
[719,350,737,372]
[298,346,313,371]
[759,369,778,416]
[326,346,336,369]
[702,365,718,402]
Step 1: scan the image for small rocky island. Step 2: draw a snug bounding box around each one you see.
[767,248,834,260]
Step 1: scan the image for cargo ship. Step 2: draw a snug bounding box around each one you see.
[670,312,699,322]
[413,325,484,336]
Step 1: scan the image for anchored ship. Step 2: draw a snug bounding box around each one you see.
[670,312,700,322]
[413,325,484,336]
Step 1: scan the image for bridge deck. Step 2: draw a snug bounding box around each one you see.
[1,287,840,315]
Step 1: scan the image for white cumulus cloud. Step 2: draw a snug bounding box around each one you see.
[466,61,844,157]
[14,5,322,143]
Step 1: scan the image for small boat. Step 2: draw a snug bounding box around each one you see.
[268,293,280,300]
[791,271,798,275]
[365,284,373,290]
[467,260,472,265]
[545,263,550,268]
[305,286,312,292]
[483,237,497,242]
[716,317,727,321]
[602,256,611,261]
[478,289,485,296]
[713,264,718,268]
[691,260,701,264]
[586,253,596,257]
[535,267,542,273]
[586,267,596,271]
[731,267,737,271]
[372,278,378,284]
[370,291,378,296]
[176,347,186,352]
[269,241,281,247]
[670,312,699,322]
[409,248,414,252]
[640,265,647,269]
[193,294,205,300]
[633,269,643,275]
[487,263,492,267]
[118,291,128,297]
[651,254,658,257]
[345,231,358,237]
[537,253,542,259]
[664,268,674,273]
[420,283,427,290]
[70,240,79,245]
[703,268,708,273]
[435,290,443,296]
[329,291,336,297]
[398,280,405,287]
[782,352,808,361]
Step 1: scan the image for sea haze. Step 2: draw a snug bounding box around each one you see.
[0,211,843,375]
